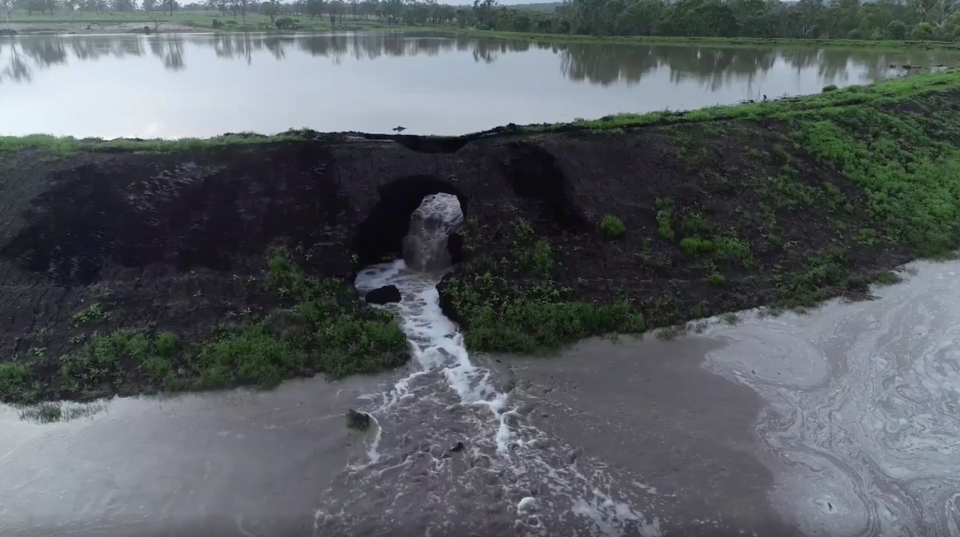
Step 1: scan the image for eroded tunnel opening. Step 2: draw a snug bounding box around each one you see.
[354,184,466,305]
[353,175,468,270]
[401,193,465,273]
[502,142,587,232]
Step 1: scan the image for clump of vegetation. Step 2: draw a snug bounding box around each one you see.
[59,330,171,398]
[0,249,408,404]
[20,402,63,424]
[443,220,646,354]
[0,362,30,403]
[512,218,556,279]
[71,303,110,327]
[600,214,626,239]
[823,84,839,92]
[155,332,179,357]
[195,250,408,386]
[682,212,712,235]
[655,197,675,241]
[770,173,819,208]
[714,235,752,267]
[444,272,646,353]
[655,324,688,341]
[16,401,105,424]
[275,17,299,29]
[708,272,726,287]
[680,236,714,255]
[797,115,960,258]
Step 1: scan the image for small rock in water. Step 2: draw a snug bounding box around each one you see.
[346,409,371,431]
[450,441,464,453]
[517,497,537,512]
[365,285,401,305]
[527,438,550,449]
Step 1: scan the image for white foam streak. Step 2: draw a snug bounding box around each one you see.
[349,193,658,536]
[366,414,382,464]
[355,261,516,454]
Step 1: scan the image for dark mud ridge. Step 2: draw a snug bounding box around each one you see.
[2,71,960,403]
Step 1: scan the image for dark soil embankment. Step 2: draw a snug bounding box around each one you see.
[2,71,960,403]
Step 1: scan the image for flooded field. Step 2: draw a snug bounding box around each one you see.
[1,32,958,137]
[2,256,959,536]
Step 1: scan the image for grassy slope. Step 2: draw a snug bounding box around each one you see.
[508,1,563,12]
[0,248,410,404]
[2,70,960,404]
[441,69,960,352]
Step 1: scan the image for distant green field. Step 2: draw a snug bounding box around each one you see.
[507,2,562,13]
[4,10,405,32]
[8,9,226,23]
[438,28,960,51]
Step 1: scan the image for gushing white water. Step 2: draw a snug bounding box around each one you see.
[354,261,514,453]
[402,192,465,272]
[346,193,659,536]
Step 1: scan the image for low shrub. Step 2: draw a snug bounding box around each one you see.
[601,214,626,239]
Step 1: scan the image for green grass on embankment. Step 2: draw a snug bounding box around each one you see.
[440,69,960,353]
[3,70,960,404]
[3,70,958,155]
[0,248,408,405]
[536,68,960,132]
[0,131,317,155]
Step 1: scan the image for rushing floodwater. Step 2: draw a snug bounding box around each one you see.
[3,188,960,535]
[1,31,959,137]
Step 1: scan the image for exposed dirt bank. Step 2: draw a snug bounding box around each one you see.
[2,70,960,403]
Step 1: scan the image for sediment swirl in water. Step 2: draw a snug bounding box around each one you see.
[701,261,960,537]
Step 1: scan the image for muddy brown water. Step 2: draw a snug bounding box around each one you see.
[1,32,959,137]
[2,258,960,536]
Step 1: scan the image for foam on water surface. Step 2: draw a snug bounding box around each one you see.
[323,193,660,536]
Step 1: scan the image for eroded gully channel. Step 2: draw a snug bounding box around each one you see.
[1,193,960,537]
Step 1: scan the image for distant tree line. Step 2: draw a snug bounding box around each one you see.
[2,0,145,15]
[3,0,957,42]
[546,0,960,41]
[275,0,960,41]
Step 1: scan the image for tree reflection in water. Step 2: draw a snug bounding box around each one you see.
[0,32,956,90]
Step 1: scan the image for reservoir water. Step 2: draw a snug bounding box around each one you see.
[1,31,958,137]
